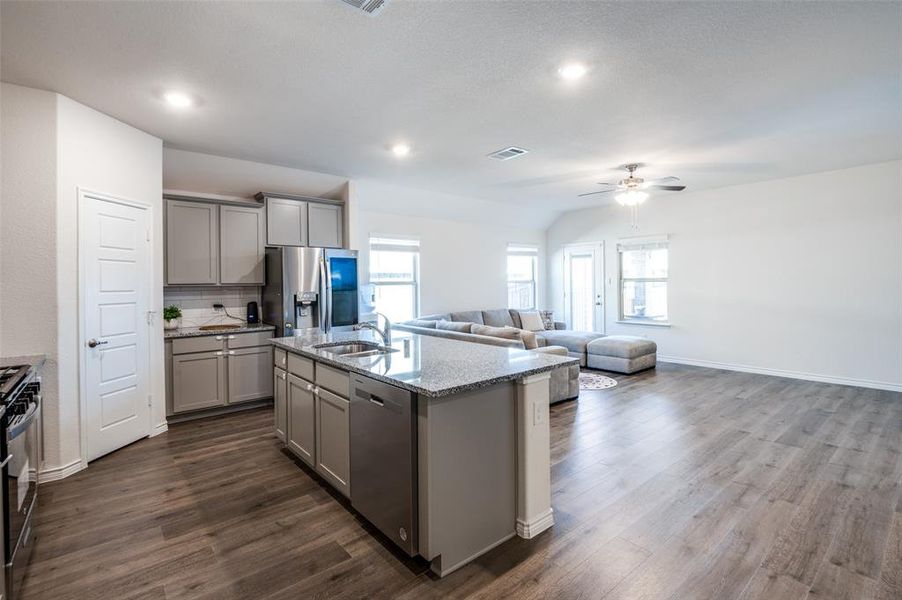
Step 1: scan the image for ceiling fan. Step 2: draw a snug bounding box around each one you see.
[578,163,686,206]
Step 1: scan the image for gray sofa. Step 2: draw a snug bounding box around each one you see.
[396,308,589,403]
[405,308,605,367]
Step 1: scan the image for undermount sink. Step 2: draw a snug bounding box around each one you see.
[313,341,398,358]
[198,324,242,331]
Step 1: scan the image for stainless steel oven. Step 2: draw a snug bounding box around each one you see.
[1,365,40,600]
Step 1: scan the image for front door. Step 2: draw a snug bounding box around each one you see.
[82,192,152,461]
[563,243,605,333]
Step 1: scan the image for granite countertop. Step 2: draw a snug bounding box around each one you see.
[164,323,276,339]
[270,330,578,398]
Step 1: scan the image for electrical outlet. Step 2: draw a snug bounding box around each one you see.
[212,303,224,312]
[533,401,545,426]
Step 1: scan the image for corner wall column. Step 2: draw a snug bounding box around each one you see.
[515,372,554,538]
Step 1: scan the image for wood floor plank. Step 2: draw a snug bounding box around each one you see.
[18,364,901,600]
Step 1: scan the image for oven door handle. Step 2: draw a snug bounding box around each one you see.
[8,400,40,441]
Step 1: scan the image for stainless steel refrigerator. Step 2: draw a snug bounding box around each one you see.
[262,247,359,336]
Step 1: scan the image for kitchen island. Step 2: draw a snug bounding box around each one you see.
[270,329,578,576]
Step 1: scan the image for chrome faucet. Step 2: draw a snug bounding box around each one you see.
[354,312,392,346]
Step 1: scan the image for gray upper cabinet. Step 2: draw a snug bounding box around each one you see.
[220,204,265,284]
[166,200,218,284]
[266,198,308,246]
[307,203,343,248]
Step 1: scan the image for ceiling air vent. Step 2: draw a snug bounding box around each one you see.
[487,146,530,161]
[340,0,389,15]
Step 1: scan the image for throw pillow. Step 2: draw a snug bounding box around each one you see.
[407,319,437,329]
[518,311,545,332]
[471,324,522,343]
[539,310,555,330]
[436,320,473,333]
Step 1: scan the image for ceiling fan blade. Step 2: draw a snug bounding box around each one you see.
[578,189,616,197]
[642,176,680,186]
[649,185,686,191]
[595,181,619,186]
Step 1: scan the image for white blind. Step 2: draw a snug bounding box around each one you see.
[507,243,539,256]
[617,235,669,252]
[370,235,420,253]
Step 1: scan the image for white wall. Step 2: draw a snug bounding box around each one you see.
[546,160,902,390]
[1,84,163,476]
[163,148,348,200]
[355,180,547,315]
[0,84,61,464]
[56,95,164,471]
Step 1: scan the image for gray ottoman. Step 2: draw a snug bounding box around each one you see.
[586,336,657,374]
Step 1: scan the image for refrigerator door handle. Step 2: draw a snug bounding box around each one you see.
[321,255,332,332]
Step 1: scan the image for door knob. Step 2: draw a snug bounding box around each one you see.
[87,339,108,348]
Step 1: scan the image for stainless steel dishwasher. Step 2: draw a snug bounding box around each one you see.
[349,373,418,556]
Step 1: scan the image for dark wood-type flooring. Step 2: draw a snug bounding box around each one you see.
[21,363,902,599]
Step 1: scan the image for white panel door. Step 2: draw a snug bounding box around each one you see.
[83,194,151,461]
[563,243,605,333]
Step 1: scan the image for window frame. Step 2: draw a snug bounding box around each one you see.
[368,235,420,321]
[506,244,539,310]
[617,237,670,326]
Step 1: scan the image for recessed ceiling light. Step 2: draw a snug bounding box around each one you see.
[558,63,588,81]
[164,91,193,108]
[391,143,411,157]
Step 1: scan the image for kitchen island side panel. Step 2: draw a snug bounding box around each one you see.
[417,382,517,576]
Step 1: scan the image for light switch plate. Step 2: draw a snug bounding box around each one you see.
[533,401,545,426]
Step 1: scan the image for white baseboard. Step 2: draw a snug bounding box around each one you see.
[657,355,902,393]
[39,459,86,483]
[151,422,168,437]
[516,508,555,539]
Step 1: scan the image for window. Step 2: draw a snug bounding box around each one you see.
[618,237,669,323]
[369,236,419,322]
[507,244,538,310]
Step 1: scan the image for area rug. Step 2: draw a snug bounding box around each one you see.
[579,371,618,390]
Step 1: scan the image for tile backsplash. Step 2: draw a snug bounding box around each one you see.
[164,286,261,328]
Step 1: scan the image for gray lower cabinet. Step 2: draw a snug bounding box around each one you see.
[166,200,219,284]
[266,197,308,246]
[227,346,273,404]
[220,204,265,284]
[274,367,287,441]
[287,373,316,467]
[307,202,343,248]
[315,387,350,497]
[172,350,227,413]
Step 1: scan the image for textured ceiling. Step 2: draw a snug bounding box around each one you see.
[2,1,900,220]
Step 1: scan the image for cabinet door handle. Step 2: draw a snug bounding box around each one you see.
[216,335,224,340]
[306,383,314,392]
[214,351,223,356]
[228,335,237,339]
[228,350,235,355]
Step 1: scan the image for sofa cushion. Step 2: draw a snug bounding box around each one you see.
[508,310,523,329]
[405,319,437,328]
[436,320,473,333]
[450,310,484,325]
[471,324,522,343]
[417,313,451,322]
[587,335,657,359]
[518,311,546,332]
[481,309,516,328]
[537,330,606,354]
[514,328,539,350]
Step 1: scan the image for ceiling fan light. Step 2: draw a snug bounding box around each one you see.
[615,190,649,206]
